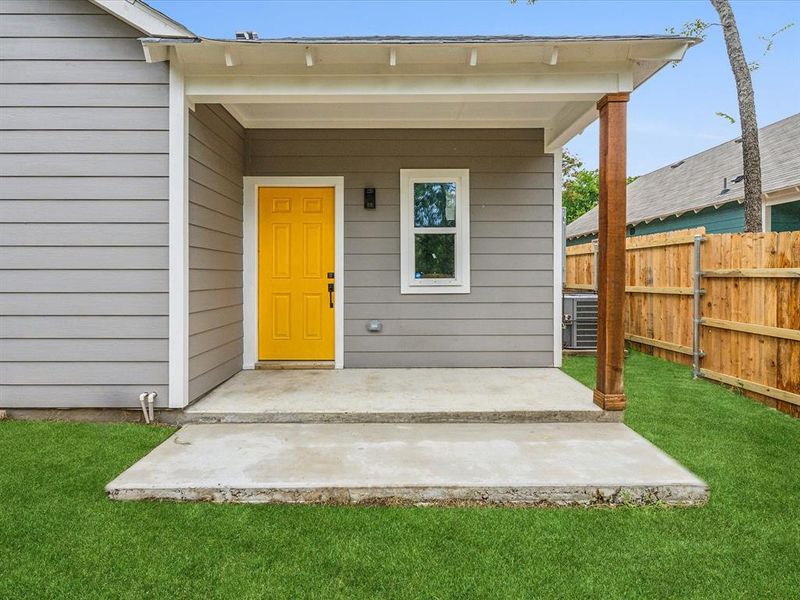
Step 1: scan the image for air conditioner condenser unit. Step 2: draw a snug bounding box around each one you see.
[563,293,598,350]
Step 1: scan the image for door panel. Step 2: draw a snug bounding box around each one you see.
[258,187,335,360]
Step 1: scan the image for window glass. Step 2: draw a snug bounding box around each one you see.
[414,182,456,227]
[414,234,455,279]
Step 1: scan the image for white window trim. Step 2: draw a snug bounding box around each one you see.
[761,191,800,232]
[242,176,345,370]
[400,169,471,294]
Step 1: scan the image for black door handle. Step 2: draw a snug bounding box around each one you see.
[328,283,334,308]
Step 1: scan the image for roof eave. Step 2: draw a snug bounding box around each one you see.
[90,0,195,38]
[139,34,697,139]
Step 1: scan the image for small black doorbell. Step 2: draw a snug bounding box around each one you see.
[364,187,376,210]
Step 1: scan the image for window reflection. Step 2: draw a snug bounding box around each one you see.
[414,182,456,227]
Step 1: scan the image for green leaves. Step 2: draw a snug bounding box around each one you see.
[716,111,736,124]
[665,18,717,40]
[562,149,599,224]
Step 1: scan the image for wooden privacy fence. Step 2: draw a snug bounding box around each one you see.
[565,228,800,417]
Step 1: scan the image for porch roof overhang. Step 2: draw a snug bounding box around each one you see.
[142,35,698,151]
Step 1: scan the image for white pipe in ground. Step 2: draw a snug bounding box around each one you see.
[146,392,157,423]
[138,392,150,424]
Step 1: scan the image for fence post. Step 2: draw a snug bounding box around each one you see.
[692,234,704,378]
[592,239,599,292]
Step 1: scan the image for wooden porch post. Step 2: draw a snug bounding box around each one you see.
[594,92,629,411]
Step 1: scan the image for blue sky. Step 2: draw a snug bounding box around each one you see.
[150,0,800,175]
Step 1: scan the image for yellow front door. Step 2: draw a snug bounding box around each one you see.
[258,187,335,361]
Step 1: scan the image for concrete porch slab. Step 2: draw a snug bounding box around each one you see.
[183,368,617,424]
[106,423,708,506]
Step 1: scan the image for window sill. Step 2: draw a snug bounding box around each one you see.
[400,283,471,295]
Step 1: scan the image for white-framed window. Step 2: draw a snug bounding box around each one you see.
[400,169,470,294]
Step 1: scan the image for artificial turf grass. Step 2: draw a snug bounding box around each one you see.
[1,351,798,599]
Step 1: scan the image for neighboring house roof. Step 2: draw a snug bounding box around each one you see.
[566,112,800,239]
[89,0,195,38]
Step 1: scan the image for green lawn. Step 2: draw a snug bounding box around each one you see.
[1,351,798,599]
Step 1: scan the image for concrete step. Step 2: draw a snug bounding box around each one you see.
[178,407,620,424]
[106,423,708,507]
[179,368,618,424]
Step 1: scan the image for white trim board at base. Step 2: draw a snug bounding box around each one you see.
[242,176,345,370]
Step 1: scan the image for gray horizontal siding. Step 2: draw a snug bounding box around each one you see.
[0,154,167,176]
[1,362,167,384]
[344,352,552,368]
[0,385,169,409]
[0,13,141,37]
[188,104,245,401]
[343,319,553,336]
[189,305,242,336]
[0,107,168,130]
[246,129,554,368]
[0,37,147,60]
[2,339,167,362]
[0,178,168,199]
[0,200,167,223]
[1,130,168,152]
[342,303,551,320]
[0,293,167,315]
[1,270,167,292]
[0,0,169,409]
[1,60,169,83]
[345,287,553,304]
[0,223,167,245]
[0,84,168,107]
[1,316,168,338]
[0,247,167,269]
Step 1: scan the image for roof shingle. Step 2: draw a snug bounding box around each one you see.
[566,112,800,239]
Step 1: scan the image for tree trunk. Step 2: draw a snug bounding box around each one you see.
[710,0,763,232]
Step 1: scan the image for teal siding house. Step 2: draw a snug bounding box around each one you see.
[566,113,800,244]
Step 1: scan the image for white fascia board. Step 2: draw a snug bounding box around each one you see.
[90,0,194,37]
[629,41,691,62]
[224,117,552,129]
[185,72,624,104]
[763,187,800,204]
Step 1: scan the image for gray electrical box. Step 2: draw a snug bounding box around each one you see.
[563,293,598,349]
